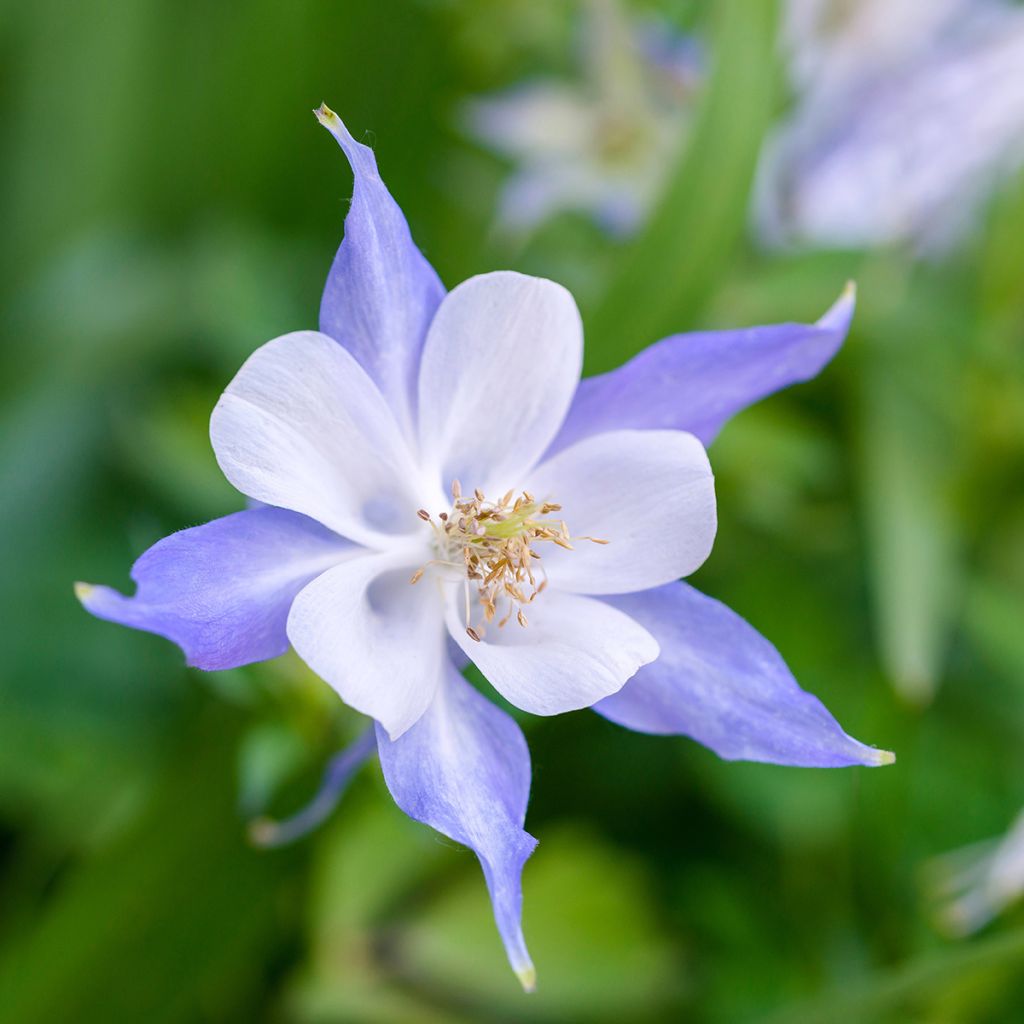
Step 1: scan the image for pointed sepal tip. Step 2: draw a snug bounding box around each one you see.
[870,748,896,766]
[515,962,537,993]
[73,581,95,603]
[247,817,279,848]
[313,102,340,129]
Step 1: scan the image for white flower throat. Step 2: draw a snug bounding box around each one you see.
[412,480,608,641]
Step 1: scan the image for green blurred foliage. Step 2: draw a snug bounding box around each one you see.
[1,0,1023,1021]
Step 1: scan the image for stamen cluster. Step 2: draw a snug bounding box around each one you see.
[412,480,607,642]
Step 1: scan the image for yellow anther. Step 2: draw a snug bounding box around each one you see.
[411,483,609,639]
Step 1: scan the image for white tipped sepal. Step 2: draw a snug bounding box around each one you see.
[515,961,537,993]
[313,102,340,129]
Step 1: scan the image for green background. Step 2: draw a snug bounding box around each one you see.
[2,1,1023,1020]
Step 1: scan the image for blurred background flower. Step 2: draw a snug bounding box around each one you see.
[1,0,1023,1021]
[931,809,1024,936]
[461,0,703,238]
[757,0,1024,254]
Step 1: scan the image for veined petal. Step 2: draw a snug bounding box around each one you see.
[76,507,352,670]
[548,285,855,453]
[376,663,538,990]
[287,550,446,739]
[417,271,583,495]
[595,582,895,768]
[210,331,426,548]
[315,105,446,439]
[449,587,659,716]
[526,429,716,595]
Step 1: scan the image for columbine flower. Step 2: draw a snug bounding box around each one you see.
[78,104,893,990]
[756,0,1024,254]
[462,0,702,236]
[931,809,1024,934]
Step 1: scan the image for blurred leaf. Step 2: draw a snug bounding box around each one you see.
[711,402,841,539]
[0,708,301,1024]
[395,827,682,1020]
[965,577,1024,688]
[858,371,959,705]
[291,817,681,1021]
[587,0,779,367]
[236,719,311,818]
[115,386,238,522]
[854,270,969,706]
[978,169,1024,320]
[0,231,184,546]
[286,789,457,1023]
[758,927,1024,1024]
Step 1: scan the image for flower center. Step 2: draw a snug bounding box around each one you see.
[411,480,607,642]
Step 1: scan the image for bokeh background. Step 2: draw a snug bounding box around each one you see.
[2,1,1024,1021]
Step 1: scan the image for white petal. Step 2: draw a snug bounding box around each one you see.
[287,551,446,738]
[417,272,583,495]
[525,429,716,595]
[448,586,658,716]
[210,331,425,548]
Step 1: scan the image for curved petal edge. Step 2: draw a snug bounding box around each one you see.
[315,104,446,438]
[417,270,583,494]
[75,507,352,670]
[449,586,659,717]
[595,582,894,768]
[287,551,446,740]
[549,284,856,454]
[376,664,538,989]
[526,428,717,595]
